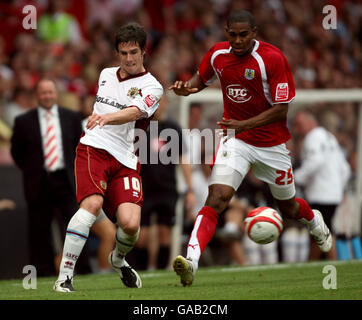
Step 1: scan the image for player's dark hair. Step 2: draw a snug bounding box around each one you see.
[226,10,255,29]
[115,22,147,52]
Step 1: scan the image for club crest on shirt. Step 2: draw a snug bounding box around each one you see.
[222,151,229,158]
[275,83,289,101]
[127,87,142,99]
[244,68,255,80]
[100,180,107,190]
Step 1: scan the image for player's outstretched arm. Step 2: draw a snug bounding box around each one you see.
[168,73,206,96]
[86,106,144,129]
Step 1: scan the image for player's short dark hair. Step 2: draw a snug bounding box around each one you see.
[115,23,147,52]
[226,10,255,29]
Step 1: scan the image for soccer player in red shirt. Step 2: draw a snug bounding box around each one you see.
[169,10,332,286]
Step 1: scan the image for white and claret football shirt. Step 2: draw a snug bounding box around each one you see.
[80,67,163,170]
[198,40,295,147]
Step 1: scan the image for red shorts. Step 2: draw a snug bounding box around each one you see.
[75,143,143,221]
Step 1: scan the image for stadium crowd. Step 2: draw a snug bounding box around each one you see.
[0,0,361,270]
[0,0,361,158]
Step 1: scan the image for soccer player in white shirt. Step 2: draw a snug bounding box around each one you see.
[54,23,163,292]
[293,110,351,260]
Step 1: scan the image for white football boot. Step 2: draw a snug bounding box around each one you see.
[53,276,75,292]
[108,252,142,288]
[173,255,196,287]
[309,210,332,253]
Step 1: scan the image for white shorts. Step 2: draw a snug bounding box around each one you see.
[209,137,296,200]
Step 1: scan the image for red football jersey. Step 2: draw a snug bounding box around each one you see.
[198,40,295,147]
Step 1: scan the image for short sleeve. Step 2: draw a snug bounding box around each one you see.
[198,46,216,86]
[266,52,295,104]
[131,83,164,119]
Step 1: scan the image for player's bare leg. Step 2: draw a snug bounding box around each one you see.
[90,215,116,271]
[108,202,142,288]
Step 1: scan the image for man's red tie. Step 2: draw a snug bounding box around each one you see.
[44,111,59,171]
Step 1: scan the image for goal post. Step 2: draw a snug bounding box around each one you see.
[170,88,362,260]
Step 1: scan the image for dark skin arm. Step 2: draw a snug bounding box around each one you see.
[168,73,206,96]
[217,103,289,138]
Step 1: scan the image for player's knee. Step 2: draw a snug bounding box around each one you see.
[121,219,140,236]
[81,195,103,215]
[205,185,234,214]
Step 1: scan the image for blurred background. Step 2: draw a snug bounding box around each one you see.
[0,0,361,279]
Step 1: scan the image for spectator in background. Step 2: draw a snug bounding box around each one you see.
[37,0,84,45]
[2,88,35,128]
[10,78,92,276]
[293,110,351,260]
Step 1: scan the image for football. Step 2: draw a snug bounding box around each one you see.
[244,207,283,244]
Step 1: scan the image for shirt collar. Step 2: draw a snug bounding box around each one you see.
[38,104,59,118]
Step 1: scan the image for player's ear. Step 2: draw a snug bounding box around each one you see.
[251,26,257,37]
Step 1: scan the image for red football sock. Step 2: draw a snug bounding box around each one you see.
[296,198,315,222]
[187,206,219,264]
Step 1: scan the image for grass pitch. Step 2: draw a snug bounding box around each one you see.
[0,260,361,300]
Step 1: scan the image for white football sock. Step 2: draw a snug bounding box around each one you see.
[111,226,140,267]
[57,208,96,281]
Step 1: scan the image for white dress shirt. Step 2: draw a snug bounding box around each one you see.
[37,104,65,171]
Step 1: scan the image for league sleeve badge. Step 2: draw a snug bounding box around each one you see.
[275,83,289,101]
[144,94,156,108]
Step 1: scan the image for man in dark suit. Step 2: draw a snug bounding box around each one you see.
[11,79,91,276]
